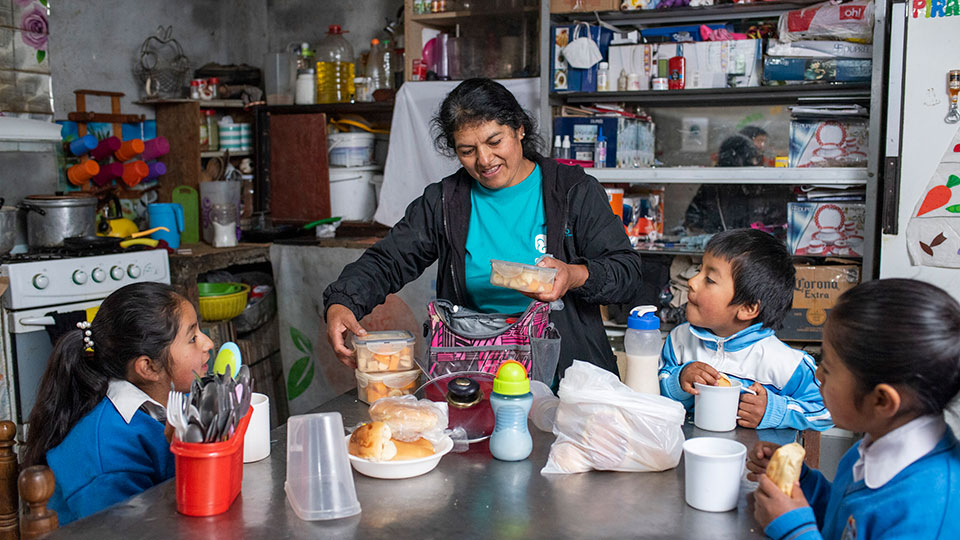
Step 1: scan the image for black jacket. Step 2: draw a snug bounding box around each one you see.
[323,156,643,377]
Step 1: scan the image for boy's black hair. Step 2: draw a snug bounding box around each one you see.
[825,278,960,416]
[704,228,795,329]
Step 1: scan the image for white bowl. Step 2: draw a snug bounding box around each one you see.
[345,434,453,479]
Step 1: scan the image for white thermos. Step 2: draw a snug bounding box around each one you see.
[624,305,662,394]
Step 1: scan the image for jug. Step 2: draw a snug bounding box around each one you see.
[624,305,662,394]
[148,203,185,249]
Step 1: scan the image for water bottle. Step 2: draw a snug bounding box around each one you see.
[593,129,607,169]
[489,361,533,461]
[624,306,662,394]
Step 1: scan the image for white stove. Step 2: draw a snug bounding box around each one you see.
[0,249,170,424]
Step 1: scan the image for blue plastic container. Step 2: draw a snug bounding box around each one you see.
[148,203,185,249]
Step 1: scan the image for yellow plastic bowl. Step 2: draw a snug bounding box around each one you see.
[198,283,250,321]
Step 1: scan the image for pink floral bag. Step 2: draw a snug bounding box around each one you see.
[422,299,561,384]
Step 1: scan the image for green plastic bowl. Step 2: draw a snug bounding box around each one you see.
[198,282,244,297]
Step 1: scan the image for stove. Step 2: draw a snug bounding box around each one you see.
[0,249,170,424]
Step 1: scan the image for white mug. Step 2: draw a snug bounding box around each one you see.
[683,437,747,512]
[243,393,271,462]
[693,382,741,432]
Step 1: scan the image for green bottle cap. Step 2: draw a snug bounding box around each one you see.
[492,360,530,395]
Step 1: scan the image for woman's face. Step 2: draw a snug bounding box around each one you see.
[453,120,532,190]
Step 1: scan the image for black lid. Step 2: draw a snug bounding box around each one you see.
[446,377,482,408]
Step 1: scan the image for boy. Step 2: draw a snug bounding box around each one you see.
[658,229,832,431]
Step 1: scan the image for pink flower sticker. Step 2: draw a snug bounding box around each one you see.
[20,4,49,51]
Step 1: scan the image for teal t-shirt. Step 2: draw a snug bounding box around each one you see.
[464,164,546,314]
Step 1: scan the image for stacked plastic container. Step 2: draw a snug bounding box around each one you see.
[353,330,420,404]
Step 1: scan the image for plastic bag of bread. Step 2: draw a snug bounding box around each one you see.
[369,395,449,444]
[541,361,686,474]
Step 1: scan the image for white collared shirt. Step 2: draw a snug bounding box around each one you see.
[852,414,946,489]
[106,379,167,425]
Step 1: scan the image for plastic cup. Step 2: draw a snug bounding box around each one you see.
[243,393,270,463]
[683,437,746,512]
[285,412,361,521]
[694,381,741,432]
[529,380,559,433]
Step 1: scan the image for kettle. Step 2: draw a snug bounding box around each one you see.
[98,194,139,238]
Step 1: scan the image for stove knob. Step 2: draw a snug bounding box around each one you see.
[32,274,49,290]
[92,268,106,283]
[72,270,88,285]
[110,266,124,281]
[127,265,142,279]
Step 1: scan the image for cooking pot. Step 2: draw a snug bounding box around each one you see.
[0,198,16,255]
[20,193,98,248]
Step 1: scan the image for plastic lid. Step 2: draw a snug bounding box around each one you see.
[597,129,605,143]
[352,330,415,346]
[371,38,380,45]
[628,305,659,330]
[447,377,483,408]
[599,62,609,68]
[492,361,530,395]
[328,24,342,34]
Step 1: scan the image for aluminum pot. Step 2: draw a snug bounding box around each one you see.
[0,198,15,255]
[20,193,98,248]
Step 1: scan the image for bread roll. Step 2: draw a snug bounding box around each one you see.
[716,374,732,387]
[348,422,397,461]
[369,400,440,434]
[766,442,806,496]
[391,437,434,460]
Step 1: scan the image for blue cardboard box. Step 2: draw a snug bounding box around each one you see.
[762,57,872,84]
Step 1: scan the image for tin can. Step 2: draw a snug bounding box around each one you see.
[651,77,668,90]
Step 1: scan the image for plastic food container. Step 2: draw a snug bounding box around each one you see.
[355,368,420,404]
[489,259,557,294]
[170,405,252,516]
[355,330,416,373]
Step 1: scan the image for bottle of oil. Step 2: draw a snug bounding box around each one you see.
[316,25,355,103]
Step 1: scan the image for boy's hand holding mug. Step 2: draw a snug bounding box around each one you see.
[679,361,720,393]
[738,382,767,427]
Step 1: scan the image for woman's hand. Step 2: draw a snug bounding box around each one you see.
[753,475,809,528]
[746,440,781,482]
[523,256,588,302]
[325,304,366,368]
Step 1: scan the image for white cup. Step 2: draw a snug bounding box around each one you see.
[694,382,741,432]
[683,437,747,512]
[243,393,270,463]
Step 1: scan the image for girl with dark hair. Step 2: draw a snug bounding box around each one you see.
[325,78,642,378]
[23,282,214,525]
[748,279,960,540]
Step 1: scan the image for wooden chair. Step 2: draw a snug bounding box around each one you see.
[0,421,59,540]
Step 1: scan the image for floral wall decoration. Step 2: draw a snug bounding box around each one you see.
[0,0,52,118]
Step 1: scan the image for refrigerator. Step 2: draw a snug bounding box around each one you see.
[879,1,960,301]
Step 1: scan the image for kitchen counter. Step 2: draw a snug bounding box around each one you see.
[50,391,790,539]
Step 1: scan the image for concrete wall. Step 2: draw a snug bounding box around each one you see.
[45,0,399,119]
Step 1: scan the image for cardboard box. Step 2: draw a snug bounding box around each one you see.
[787,202,866,258]
[554,116,655,168]
[762,57,872,84]
[551,0,619,13]
[777,264,860,342]
[789,119,868,168]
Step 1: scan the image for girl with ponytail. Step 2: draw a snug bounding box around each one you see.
[23,282,214,525]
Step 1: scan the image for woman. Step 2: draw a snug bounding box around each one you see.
[324,78,642,378]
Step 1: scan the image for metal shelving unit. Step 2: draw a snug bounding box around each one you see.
[556,84,871,107]
[588,166,869,185]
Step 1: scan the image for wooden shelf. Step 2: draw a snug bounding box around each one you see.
[555,1,810,25]
[555,84,872,107]
[202,150,252,158]
[590,166,869,185]
[263,102,394,115]
[136,98,250,109]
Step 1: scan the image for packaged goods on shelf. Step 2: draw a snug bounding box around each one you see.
[551,25,615,92]
[789,118,868,168]
[653,40,763,89]
[554,116,655,168]
[550,0,619,13]
[641,23,731,43]
[624,188,665,241]
[607,44,657,91]
[777,0,875,43]
[762,57,872,84]
[787,202,865,258]
[765,40,873,59]
[778,264,860,342]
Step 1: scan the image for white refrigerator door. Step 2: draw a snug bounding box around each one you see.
[879,6,960,299]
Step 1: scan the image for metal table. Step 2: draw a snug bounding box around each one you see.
[51,391,798,539]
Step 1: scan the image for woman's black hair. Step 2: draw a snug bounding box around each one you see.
[432,78,543,160]
[739,125,768,140]
[23,282,187,467]
[717,134,762,167]
[824,278,960,416]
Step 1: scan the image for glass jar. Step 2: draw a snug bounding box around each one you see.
[205,110,219,151]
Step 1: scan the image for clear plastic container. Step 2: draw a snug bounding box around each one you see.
[315,25,355,104]
[263,52,296,105]
[354,330,416,373]
[285,412,361,521]
[489,259,558,294]
[355,368,420,404]
[367,38,391,91]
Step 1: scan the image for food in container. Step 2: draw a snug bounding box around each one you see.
[354,330,416,373]
[489,259,557,294]
[355,368,420,404]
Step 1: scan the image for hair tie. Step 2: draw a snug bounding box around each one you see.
[76,321,94,351]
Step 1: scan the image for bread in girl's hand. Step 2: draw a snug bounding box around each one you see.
[766,442,806,496]
[349,421,397,461]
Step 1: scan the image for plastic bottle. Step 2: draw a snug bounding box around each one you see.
[561,135,571,160]
[597,61,610,91]
[489,361,533,461]
[528,380,559,433]
[594,129,607,168]
[316,25,355,103]
[552,135,562,158]
[617,68,628,91]
[367,38,391,91]
[624,306,663,394]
